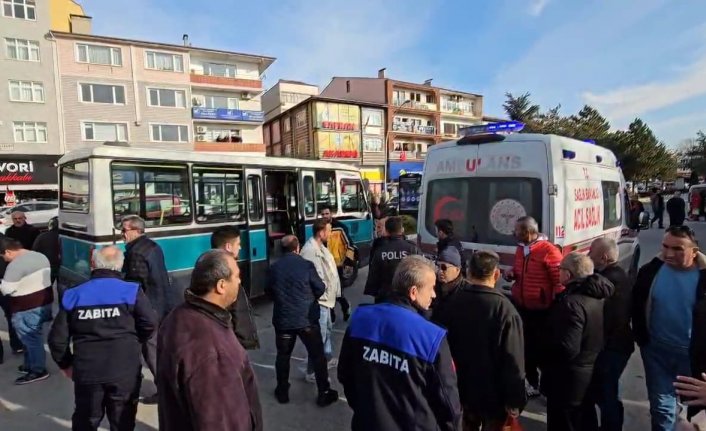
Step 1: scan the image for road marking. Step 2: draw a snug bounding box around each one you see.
[251,362,276,370]
[521,410,547,423]
[0,397,80,429]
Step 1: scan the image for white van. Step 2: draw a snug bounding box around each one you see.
[417,129,640,290]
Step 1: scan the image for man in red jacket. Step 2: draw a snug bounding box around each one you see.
[505,216,563,398]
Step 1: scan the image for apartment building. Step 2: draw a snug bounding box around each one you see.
[262,79,319,122]
[263,95,387,193]
[0,0,83,199]
[50,29,274,153]
[321,70,484,183]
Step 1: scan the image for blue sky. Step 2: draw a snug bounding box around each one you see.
[80,0,706,148]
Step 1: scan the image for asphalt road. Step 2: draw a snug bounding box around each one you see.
[0,215,702,430]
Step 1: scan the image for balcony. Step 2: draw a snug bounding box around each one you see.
[392,99,437,112]
[192,107,264,122]
[190,73,262,90]
[440,101,477,117]
[392,123,436,135]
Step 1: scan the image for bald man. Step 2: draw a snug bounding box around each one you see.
[49,245,157,430]
[588,238,633,431]
[266,235,339,406]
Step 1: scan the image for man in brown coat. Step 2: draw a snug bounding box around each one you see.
[157,249,262,431]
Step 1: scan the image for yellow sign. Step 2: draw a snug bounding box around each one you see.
[316,131,361,159]
[314,102,360,131]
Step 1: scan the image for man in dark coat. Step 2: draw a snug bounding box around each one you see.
[211,226,259,350]
[121,215,172,404]
[588,238,634,431]
[32,216,60,286]
[338,255,461,431]
[157,250,262,431]
[633,227,706,431]
[544,252,614,431]
[6,210,40,249]
[48,246,157,430]
[364,216,418,302]
[435,251,526,430]
[266,235,339,406]
[650,188,665,229]
[430,247,467,323]
[666,191,687,227]
[434,219,465,271]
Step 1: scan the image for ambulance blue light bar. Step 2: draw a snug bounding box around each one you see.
[459,121,525,137]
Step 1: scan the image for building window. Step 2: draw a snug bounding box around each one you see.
[82,122,128,142]
[151,124,188,142]
[363,137,383,153]
[272,120,281,143]
[196,127,240,142]
[9,80,44,103]
[201,95,238,109]
[426,94,435,104]
[5,38,39,61]
[145,51,184,72]
[76,44,122,66]
[13,121,47,143]
[263,125,271,146]
[295,109,307,127]
[363,110,382,127]
[204,62,237,77]
[80,83,126,104]
[2,0,35,20]
[148,88,186,108]
[443,123,456,135]
[283,116,291,132]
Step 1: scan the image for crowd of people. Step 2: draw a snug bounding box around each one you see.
[2,202,706,431]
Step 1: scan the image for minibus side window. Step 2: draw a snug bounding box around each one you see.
[193,168,245,223]
[315,170,338,213]
[60,161,90,213]
[341,178,367,213]
[247,175,263,221]
[303,176,316,217]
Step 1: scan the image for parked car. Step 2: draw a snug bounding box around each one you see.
[0,200,59,233]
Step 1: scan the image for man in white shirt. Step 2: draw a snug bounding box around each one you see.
[301,218,341,382]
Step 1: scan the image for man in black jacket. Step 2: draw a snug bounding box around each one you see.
[650,188,665,229]
[6,210,39,250]
[338,255,461,431]
[435,251,526,430]
[588,238,634,431]
[431,247,466,323]
[435,219,465,270]
[121,215,172,404]
[33,216,60,286]
[666,191,687,227]
[364,216,417,302]
[633,227,706,431]
[48,246,157,430]
[545,252,614,431]
[211,226,259,350]
[266,235,339,406]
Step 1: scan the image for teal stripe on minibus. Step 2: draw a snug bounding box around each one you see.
[339,218,374,246]
[60,228,266,278]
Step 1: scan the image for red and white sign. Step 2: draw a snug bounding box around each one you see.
[321,121,356,131]
[4,189,16,207]
[322,150,358,159]
[572,186,602,232]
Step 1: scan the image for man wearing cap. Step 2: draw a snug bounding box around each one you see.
[431,247,468,322]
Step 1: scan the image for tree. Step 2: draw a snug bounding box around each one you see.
[502,92,540,132]
[568,105,611,141]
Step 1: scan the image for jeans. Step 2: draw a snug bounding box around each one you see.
[593,350,631,431]
[641,341,691,431]
[276,326,331,394]
[307,305,333,374]
[11,304,52,373]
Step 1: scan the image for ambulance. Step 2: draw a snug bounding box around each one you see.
[417,122,640,291]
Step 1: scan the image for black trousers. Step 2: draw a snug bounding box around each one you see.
[275,326,330,394]
[546,398,598,431]
[72,373,142,431]
[141,327,157,380]
[651,210,664,228]
[518,308,549,390]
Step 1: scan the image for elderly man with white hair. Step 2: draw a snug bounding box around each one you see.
[588,238,633,431]
[48,245,157,431]
[543,252,615,431]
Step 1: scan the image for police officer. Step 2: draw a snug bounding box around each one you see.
[48,246,157,431]
[338,255,462,431]
[364,216,418,302]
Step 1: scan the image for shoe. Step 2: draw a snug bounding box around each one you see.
[15,370,49,385]
[316,389,339,407]
[525,381,541,398]
[327,358,338,369]
[12,348,24,354]
[18,365,29,374]
[141,393,159,405]
[275,385,290,404]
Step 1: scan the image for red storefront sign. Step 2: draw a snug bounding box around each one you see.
[321,121,356,131]
[0,156,61,186]
[0,162,35,183]
[322,150,359,158]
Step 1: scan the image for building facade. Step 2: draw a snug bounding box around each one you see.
[0,0,84,199]
[321,70,484,184]
[263,96,387,194]
[51,30,274,154]
[262,79,319,122]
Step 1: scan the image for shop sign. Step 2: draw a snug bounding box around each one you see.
[323,150,359,158]
[0,155,60,185]
[322,121,356,131]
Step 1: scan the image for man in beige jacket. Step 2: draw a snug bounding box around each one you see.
[301,218,341,382]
